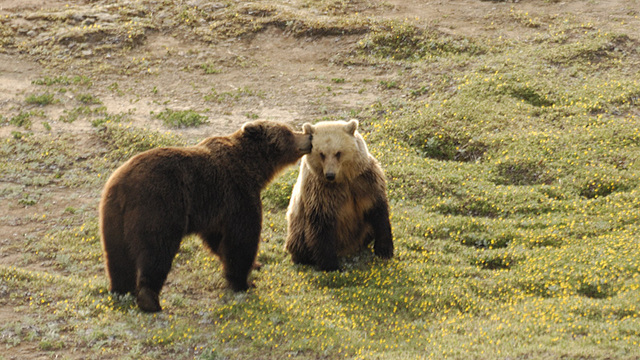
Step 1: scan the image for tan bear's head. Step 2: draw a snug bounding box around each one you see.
[302,119,370,183]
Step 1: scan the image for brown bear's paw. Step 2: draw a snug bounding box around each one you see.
[230,281,255,292]
[374,244,394,259]
[137,287,162,313]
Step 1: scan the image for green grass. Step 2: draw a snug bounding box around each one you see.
[357,21,487,62]
[25,92,57,106]
[32,75,92,87]
[1,2,640,360]
[8,111,35,129]
[59,105,108,123]
[200,63,221,75]
[153,109,209,128]
[77,93,103,105]
[97,121,188,161]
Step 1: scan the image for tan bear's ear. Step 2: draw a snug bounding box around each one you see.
[242,121,263,138]
[303,123,315,135]
[345,119,358,135]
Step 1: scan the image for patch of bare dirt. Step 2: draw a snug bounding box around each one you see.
[0,0,69,13]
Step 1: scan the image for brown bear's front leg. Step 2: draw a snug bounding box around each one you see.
[365,200,394,259]
[219,214,262,291]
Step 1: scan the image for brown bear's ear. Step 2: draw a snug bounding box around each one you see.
[345,119,358,135]
[303,123,315,135]
[242,121,263,138]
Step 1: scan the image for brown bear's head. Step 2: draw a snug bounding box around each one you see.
[301,119,370,183]
[242,120,313,165]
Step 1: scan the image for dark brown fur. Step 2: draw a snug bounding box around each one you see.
[99,121,311,312]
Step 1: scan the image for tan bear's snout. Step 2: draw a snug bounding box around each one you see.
[323,158,340,182]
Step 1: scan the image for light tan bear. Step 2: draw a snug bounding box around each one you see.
[285,119,393,271]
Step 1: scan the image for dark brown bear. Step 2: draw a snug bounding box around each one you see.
[99,120,312,312]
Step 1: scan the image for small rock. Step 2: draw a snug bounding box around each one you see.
[95,12,117,23]
[71,13,85,23]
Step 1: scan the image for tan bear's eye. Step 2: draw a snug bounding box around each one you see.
[335,151,342,160]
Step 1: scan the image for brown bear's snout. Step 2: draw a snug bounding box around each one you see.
[325,172,336,181]
[295,133,313,154]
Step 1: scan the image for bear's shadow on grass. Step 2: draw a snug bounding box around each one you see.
[298,248,427,310]
[296,250,381,288]
[306,254,432,319]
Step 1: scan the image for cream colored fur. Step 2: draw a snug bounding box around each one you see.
[286,119,390,259]
[300,119,370,183]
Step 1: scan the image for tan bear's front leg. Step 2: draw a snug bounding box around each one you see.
[306,215,341,272]
[366,200,394,259]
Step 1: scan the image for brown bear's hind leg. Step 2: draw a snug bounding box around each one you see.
[135,234,183,312]
[105,246,136,295]
[101,205,137,294]
[135,256,165,313]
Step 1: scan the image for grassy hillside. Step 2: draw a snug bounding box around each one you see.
[1,1,639,359]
